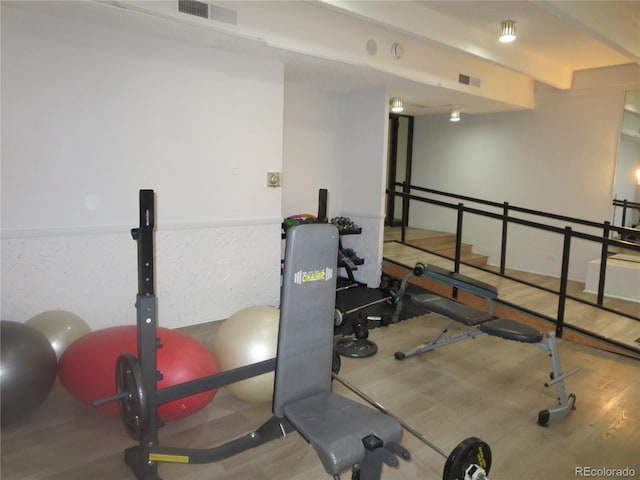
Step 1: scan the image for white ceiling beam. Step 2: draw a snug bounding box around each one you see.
[317,0,575,89]
[116,1,536,109]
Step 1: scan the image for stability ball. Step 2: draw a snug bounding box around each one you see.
[59,325,219,421]
[1,321,58,426]
[26,310,91,361]
[213,306,280,403]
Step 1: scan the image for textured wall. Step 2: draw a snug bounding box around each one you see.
[2,224,281,329]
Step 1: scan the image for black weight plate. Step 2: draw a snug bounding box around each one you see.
[115,353,149,440]
[332,349,341,375]
[335,337,378,358]
[443,437,491,480]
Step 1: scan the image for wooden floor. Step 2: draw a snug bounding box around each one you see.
[383,228,640,357]
[1,315,639,480]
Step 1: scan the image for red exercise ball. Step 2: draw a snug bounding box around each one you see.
[59,326,218,422]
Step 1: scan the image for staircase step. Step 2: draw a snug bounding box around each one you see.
[407,239,471,254]
[406,240,488,266]
[463,253,490,267]
[385,227,489,267]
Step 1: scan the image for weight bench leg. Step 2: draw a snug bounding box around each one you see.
[536,332,579,427]
[351,437,409,480]
[394,320,485,360]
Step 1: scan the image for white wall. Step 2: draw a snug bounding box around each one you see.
[1,5,284,328]
[339,87,389,287]
[282,83,389,287]
[282,81,345,218]
[411,88,626,281]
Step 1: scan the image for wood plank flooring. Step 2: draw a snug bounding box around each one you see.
[1,316,639,480]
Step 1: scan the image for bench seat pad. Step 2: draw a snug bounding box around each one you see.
[284,391,402,475]
[479,318,543,343]
[411,294,493,325]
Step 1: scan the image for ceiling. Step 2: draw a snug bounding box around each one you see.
[7,0,640,117]
[419,0,637,72]
[308,0,640,115]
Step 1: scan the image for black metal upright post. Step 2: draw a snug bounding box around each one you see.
[402,187,410,229]
[556,227,572,339]
[596,221,610,306]
[317,189,328,224]
[403,116,414,228]
[454,203,464,274]
[125,190,162,480]
[500,202,509,275]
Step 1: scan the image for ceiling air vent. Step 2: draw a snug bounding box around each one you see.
[178,0,208,19]
[458,74,481,88]
[178,1,238,25]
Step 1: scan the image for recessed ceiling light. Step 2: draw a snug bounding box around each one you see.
[390,97,404,113]
[499,20,517,43]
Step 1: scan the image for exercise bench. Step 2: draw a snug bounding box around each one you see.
[275,224,410,479]
[393,262,579,427]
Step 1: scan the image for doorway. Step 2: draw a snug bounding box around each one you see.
[386,114,414,226]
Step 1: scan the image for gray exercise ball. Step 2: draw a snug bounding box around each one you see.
[26,310,91,361]
[1,321,58,426]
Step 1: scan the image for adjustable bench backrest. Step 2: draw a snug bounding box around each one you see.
[425,264,498,299]
[273,223,339,417]
[273,225,406,478]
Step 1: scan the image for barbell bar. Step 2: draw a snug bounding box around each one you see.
[332,373,492,480]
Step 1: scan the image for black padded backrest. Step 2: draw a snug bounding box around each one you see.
[425,264,498,299]
[273,224,339,418]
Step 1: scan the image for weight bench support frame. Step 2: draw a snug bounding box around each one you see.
[393,263,578,426]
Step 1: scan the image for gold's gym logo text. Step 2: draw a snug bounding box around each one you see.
[294,268,334,284]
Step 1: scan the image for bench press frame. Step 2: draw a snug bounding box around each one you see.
[114,190,409,480]
[393,263,579,427]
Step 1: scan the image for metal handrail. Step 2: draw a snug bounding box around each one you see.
[386,185,640,341]
[613,198,640,230]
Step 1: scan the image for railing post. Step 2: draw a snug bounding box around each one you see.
[556,226,572,338]
[399,191,407,243]
[500,202,509,275]
[402,185,410,230]
[455,203,464,274]
[621,200,628,227]
[597,221,610,306]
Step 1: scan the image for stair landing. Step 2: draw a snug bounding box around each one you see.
[384,227,488,267]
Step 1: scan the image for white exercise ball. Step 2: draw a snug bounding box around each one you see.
[27,310,91,361]
[213,306,279,403]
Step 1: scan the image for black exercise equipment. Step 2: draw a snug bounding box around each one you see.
[334,297,392,327]
[318,188,329,224]
[94,190,410,480]
[334,302,386,358]
[333,374,493,480]
[392,262,579,426]
[93,191,289,479]
[334,273,406,358]
[335,336,378,358]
